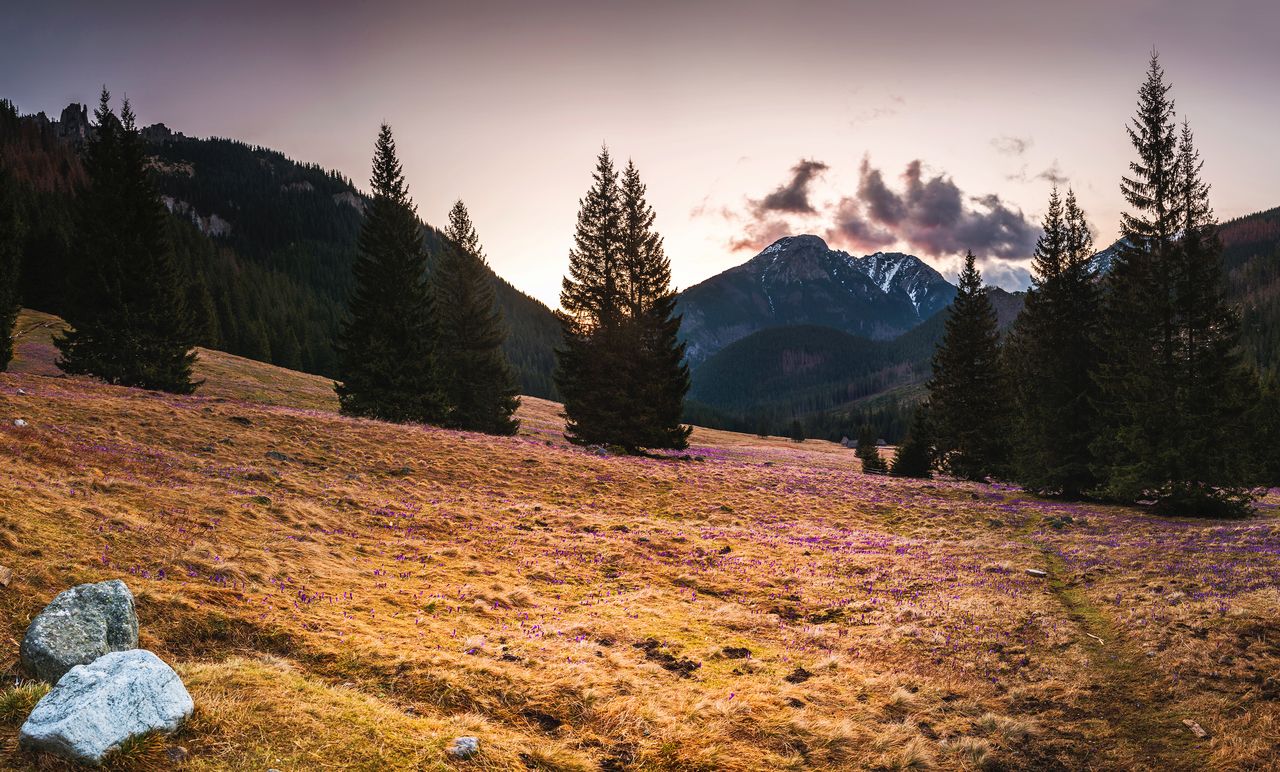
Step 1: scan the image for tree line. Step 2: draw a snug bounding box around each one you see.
[0,97,691,449]
[0,99,562,396]
[887,55,1280,515]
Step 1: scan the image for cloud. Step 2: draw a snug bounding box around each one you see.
[728,218,795,252]
[1035,161,1068,185]
[975,259,1032,291]
[827,158,1040,260]
[1005,160,1069,186]
[991,136,1031,156]
[850,95,906,127]
[712,155,1041,262]
[752,159,828,215]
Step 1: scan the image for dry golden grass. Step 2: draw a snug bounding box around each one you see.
[1,309,1278,770]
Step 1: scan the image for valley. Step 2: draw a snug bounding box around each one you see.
[2,312,1277,770]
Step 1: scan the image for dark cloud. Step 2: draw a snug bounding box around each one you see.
[828,196,896,252]
[991,136,1032,156]
[828,158,1041,260]
[717,156,1040,260]
[753,159,828,215]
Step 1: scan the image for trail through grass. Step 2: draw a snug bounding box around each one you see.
[1022,518,1209,771]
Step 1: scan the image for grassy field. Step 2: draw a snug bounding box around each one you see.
[1,309,1278,770]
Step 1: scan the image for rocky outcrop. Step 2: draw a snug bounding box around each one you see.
[20,580,139,683]
[19,650,194,765]
[57,103,90,143]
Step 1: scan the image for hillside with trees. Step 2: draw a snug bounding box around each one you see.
[0,100,561,397]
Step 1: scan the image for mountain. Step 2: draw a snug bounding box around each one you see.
[854,251,957,320]
[0,100,561,397]
[687,286,1024,441]
[675,235,956,363]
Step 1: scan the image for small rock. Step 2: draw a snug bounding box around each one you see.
[0,564,11,587]
[14,419,28,428]
[1026,569,1049,578]
[448,736,480,760]
[16,388,27,395]
[722,647,751,659]
[228,416,253,426]
[265,451,292,463]
[19,650,194,765]
[21,579,139,683]
[166,745,190,763]
[1182,719,1210,739]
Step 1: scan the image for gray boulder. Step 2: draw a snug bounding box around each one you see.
[19,650,194,765]
[20,580,139,683]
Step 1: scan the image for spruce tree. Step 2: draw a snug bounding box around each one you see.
[1163,121,1257,511]
[856,424,887,474]
[891,405,933,478]
[1094,55,1256,515]
[335,124,445,423]
[55,90,198,393]
[617,160,691,450]
[0,166,23,372]
[1007,187,1101,497]
[927,252,1010,482]
[556,148,628,447]
[788,418,805,443]
[437,200,520,435]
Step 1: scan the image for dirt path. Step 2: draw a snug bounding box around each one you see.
[1022,522,1209,771]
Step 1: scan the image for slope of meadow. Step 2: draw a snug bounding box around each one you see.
[1,310,1278,771]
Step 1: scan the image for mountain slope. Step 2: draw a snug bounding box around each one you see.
[687,287,1024,441]
[0,102,561,397]
[676,235,956,363]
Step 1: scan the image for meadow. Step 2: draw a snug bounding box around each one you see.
[1,310,1278,770]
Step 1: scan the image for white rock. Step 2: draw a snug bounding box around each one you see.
[448,736,480,759]
[13,419,27,428]
[19,650,194,765]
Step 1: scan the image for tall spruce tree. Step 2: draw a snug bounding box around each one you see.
[0,166,23,371]
[617,160,691,450]
[927,251,1010,482]
[1007,187,1101,497]
[1094,55,1256,515]
[335,124,445,423]
[55,90,198,393]
[1164,121,1257,510]
[556,148,628,447]
[437,200,520,435]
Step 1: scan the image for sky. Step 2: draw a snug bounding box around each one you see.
[4,0,1278,304]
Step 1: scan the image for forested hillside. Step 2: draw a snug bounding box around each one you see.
[0,101,560,397]
[687,287,1025,441]
[1221,206,1280,371]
